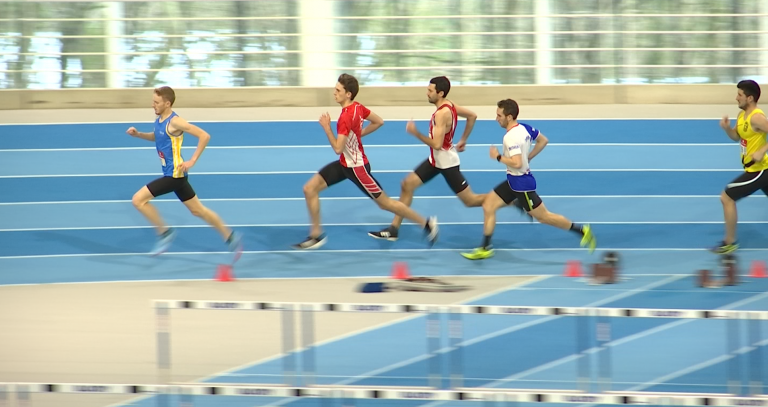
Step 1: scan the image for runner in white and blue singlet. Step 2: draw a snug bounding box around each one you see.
[461,98,597,260]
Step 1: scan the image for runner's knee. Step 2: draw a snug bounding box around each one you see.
[303,176,324,197]
[132,191,150,208]
[401,174,420,192]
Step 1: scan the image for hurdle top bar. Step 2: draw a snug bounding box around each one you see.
[0,383,764,406]
[152,300,768,319]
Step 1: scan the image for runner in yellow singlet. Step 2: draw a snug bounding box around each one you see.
[712,80,768,254]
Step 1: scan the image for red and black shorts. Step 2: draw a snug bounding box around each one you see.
[318,161,383,199]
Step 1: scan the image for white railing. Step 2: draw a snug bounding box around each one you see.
[1,1,767,89]
[2,12,768,21]
[1,30,766,39]
[4,47,768,56]
[3,65,767,75]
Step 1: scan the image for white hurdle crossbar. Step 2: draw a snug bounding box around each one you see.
[152,300,767,397]
[0,382,767,406]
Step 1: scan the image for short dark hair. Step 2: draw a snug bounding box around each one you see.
[738,80,761,103]
[153,86,176,106]
[429,76,451,98]
[338,73,359,100]
[497,99,519,120]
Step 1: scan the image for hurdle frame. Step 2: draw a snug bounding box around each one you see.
[152,300,768,397]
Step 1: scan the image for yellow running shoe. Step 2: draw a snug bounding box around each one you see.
[461,247,495,260]
[580,224,597,254]
[709,241,738,255]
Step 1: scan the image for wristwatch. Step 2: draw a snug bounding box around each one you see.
[496,154,502,162]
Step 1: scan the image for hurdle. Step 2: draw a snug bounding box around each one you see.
[1,301,764,407]
[152,300,767,396]
[1,382,766,406]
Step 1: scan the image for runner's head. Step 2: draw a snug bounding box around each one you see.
[427,76,451,105]
[335,74,359,106]
[737,80,761,110]
[152,86,175,116]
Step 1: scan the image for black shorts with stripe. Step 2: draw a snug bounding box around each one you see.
[724,170,768,201]
[493,180,542,212]
[146,176,196,202]
[412,159,469,194]
[318,161,383,199]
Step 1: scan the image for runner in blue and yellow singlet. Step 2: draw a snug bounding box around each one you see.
[713,80,768,254]
[127,86,243,259]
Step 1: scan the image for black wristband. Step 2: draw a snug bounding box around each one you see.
[496,154,502,162]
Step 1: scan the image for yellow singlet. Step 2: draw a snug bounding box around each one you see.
[737,108,768,172]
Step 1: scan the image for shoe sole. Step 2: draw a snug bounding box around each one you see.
[150,248,169,257]
[367,233,398,242]
[292,237,327,250]
[231,243,243,263]
[150,235,175,257]
[461,252,494,260]
[427,217,439,244]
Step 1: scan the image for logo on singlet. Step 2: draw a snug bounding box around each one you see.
[158,151,166,166]
[345,134,359,165]
[744,122,749,132]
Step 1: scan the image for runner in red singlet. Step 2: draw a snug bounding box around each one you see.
[293,74,439,249]
[368,76,486,241]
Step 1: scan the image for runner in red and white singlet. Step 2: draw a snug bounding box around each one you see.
[428,101,459,168]
[293,73,439,250]
[337,101,368,167]
[368,76,487,242]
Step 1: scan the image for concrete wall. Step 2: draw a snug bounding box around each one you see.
[0,84,737,110]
